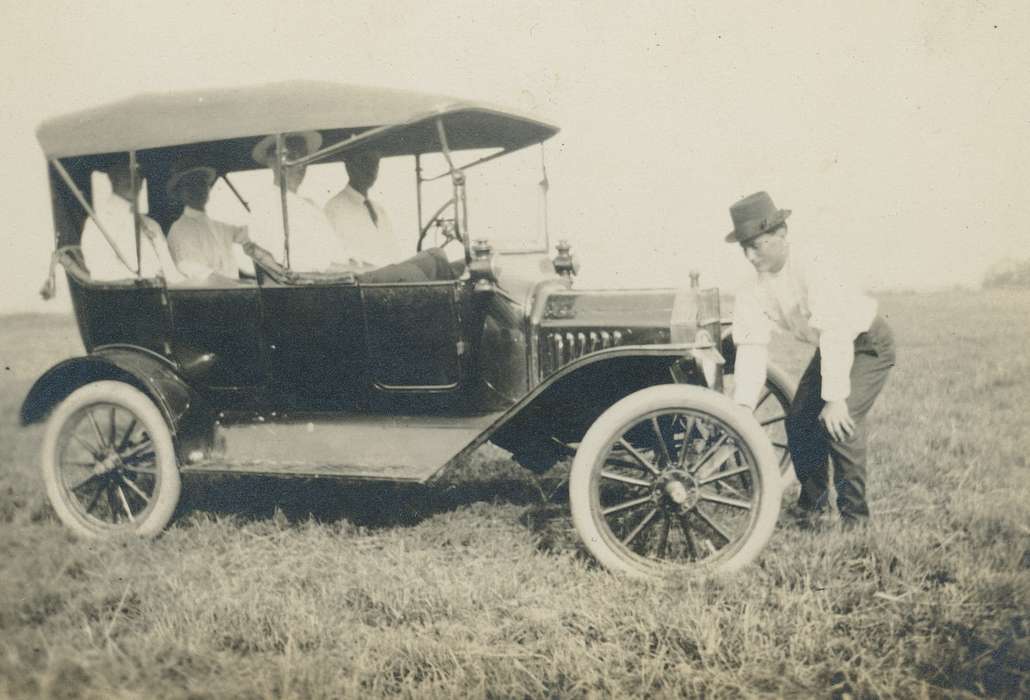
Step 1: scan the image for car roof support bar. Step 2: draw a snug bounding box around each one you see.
[49,158,135,273]
[276,133,292,269]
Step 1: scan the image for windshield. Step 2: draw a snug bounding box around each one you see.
[416,146,549,254]
[205,144,549,261]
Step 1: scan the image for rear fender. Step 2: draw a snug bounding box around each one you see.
[482,345,706,470]
[20,345,214,458]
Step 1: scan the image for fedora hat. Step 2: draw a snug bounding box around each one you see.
[725,191,791,244]
[165,163,216,199]
[251,131,323,166]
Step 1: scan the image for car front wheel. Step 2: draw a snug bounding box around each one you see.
[569,384,781,578]
[41,381,181,538]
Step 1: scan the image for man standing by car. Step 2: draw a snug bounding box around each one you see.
[726,191,896,528]
[166,163,249,281]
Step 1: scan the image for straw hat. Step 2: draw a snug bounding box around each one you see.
[250,131,323,166]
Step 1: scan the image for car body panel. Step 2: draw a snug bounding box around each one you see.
[183,410,503,483]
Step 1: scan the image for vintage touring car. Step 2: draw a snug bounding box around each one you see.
[23,81,795,577]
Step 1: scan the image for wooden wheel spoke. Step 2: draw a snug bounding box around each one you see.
[115,485,136,522]
[676,514,699,559]
[68,473,101,492]
[119,475,151,505]
[621,507,659,546]
[692,507,734,544]
[602,494,653,516]
[693,442,737,480]
[71,433,103,460]
[120,461,158,475]
[63,460,99,470]
[106,486,120,523]
[697,464,752,487]
[655,516,671,558]
[116,417,138,453]
[119,439,153,461]
[650,417,673,468]
[84,481,106,514]
[699,490,753,510]
[686,432,729,474]
[600,470,653,488]
[615,439,661,477]
[108,406,118,447]
[675,416,697,469]
[87,410,110,450]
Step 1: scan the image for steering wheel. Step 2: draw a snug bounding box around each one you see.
[417,198,463,251]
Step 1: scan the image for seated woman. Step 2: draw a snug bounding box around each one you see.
[80,163,183,282]
[166,161,250,283]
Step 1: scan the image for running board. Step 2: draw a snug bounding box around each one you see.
[180,411,504,483]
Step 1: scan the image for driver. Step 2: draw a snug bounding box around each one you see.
[323,149,459,282]
[323,149,402,270]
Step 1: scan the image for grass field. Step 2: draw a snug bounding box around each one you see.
[0,290,1027,698]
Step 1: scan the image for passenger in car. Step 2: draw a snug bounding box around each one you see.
[80,162,184,282]
[166,162,250,282]
[247,131,340,272]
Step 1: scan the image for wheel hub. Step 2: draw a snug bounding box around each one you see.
[93,452,120,476]
[657,470,699,510]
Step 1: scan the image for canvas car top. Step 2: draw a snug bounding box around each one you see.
[35,81,559,159]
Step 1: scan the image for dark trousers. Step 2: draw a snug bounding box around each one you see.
[357,248,458,283]
[787,316,896,519]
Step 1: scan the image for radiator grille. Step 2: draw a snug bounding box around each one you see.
[540,329,624,376]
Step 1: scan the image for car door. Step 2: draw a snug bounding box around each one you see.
[258,279,368,408]
[361,281,464,391]
[165,281,266,396]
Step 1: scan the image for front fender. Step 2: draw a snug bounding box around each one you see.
[20,345,214,457]
[479,344,706,471]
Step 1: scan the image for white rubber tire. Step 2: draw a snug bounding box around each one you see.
[41,381,181,538]
[570,384,781,578]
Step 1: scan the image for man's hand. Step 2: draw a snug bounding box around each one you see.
[819,400,855,442]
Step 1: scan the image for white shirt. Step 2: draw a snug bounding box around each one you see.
[731,242,877,406]
[80,194,181,281]
[247,185,339,272]
[168,207,249,280]
[323,185,401,269]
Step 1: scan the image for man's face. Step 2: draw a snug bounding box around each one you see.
[281,138,310,192]
[740,227,789,273]
[177,172,211,210]
[344,151,381,193]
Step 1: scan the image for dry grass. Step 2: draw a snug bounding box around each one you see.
[0,291,1027,698]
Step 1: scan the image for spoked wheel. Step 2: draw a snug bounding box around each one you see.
[41,381,181,538]
[723,363,796,484]
[570,385,781,577]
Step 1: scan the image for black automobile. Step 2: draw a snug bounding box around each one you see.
[24,81,794,577]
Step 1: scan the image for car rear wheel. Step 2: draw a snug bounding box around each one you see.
[41,381,181,538]
[569,384,781,578]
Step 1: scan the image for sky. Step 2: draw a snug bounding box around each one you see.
[1,0,1027,314]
